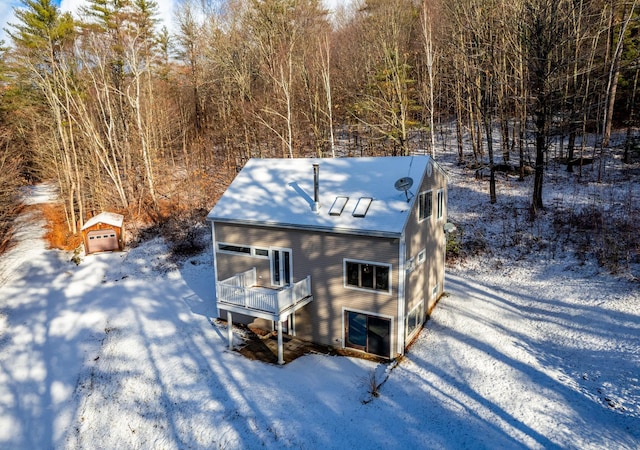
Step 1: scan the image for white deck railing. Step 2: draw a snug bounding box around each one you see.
[217,268,312,315]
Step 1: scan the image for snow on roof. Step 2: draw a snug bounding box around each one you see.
[207,156,433,237]
[81,212,124,231]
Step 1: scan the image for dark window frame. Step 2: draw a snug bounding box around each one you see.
[437,189,445,220]
[418,190,432,221]
[217,242,270,259]
[217,243,251,255]
[344,310,392,358]
[344,259,391,293]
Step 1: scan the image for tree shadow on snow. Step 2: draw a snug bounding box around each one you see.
[396,274,639,449]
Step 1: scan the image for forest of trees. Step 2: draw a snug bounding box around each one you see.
[0,0,638,250]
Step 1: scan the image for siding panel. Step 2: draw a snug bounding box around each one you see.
[213,222,400,353]
[403,162,447,343]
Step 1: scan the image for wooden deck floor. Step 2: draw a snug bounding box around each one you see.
[235,326,334,364]
[234,325,388,365]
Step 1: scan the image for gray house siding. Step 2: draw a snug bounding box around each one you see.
[402,161,447,345]
[213,222,400,353]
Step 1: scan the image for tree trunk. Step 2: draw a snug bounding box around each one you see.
[482,78,497,204]
[567,131,576,172]
[421,0,437,157]
[602,1,637,148]
[532,112,546,214]
[623,68,639,164]
[320,35,336,158]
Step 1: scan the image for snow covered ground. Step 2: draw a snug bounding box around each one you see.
[0,148,638,449]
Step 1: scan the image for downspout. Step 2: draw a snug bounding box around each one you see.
[397,232,406,356]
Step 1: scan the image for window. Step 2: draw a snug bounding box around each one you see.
[418,191,432,221]
[437,189,444,220]
[406,302,424,338]
[352,197,373,218]
[271,248,292,286]
[346,312,367,349]
[407,249,426,274]
[417,249,426,265]
[217,243,251,255]
[406,257,415,274]
[217,243,270,259]
[432,283,439,299]
[345,310,391,358]
[345,260,391,293]
[329,196,349,216]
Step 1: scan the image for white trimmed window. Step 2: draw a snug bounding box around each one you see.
[417,249,426,265]
[217,242,269,259]
[437,189,445,220]
[406,257,415,274]
[344,259,391,293]
[418,190,432,221]
[407,249,426,275]
[406,302,424,338]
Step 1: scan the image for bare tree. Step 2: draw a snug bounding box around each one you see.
[0,42,24,251]
[244,0,327,158]
[420,0,439,156]
[320,34,336,157]
[352,0,420,156]
[600,0,637,151]
[175,0,207,133]
[524,0,568,215]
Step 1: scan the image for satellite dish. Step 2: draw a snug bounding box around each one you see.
[394,177,414,202]
[394,177,414,192]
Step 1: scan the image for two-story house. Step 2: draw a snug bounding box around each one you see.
[207,156,447,363]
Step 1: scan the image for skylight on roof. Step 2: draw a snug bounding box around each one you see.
[329,196,349,216]
[352,197,373,218]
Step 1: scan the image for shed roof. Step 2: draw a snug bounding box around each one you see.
[82,212,124,231]
[207,156,436,237]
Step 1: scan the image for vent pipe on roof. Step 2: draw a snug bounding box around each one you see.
[312,163,320,213]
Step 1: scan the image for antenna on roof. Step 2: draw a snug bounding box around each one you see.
[394,177,414,202]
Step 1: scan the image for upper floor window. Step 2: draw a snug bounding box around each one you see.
[417,249,426,265]
[344,259,391,293]
[218,243,250,254]
[217,242,269,259]
[437,189,445,220]
[418,190,432,221]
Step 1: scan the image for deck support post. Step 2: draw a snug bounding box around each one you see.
[227,311,233,350]
[290,313,296,336]
[277,320,284,365]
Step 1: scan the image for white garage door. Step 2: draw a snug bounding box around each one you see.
[87,229,118,253]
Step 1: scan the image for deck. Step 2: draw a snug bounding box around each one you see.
[216,268,313,322]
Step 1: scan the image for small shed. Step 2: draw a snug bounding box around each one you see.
[81,212,125,255]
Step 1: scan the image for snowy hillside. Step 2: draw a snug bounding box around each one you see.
[0,147,638,449]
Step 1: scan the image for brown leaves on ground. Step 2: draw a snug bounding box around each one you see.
[38,203,83,251]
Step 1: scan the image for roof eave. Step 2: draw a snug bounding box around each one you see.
[207,216,402,239]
